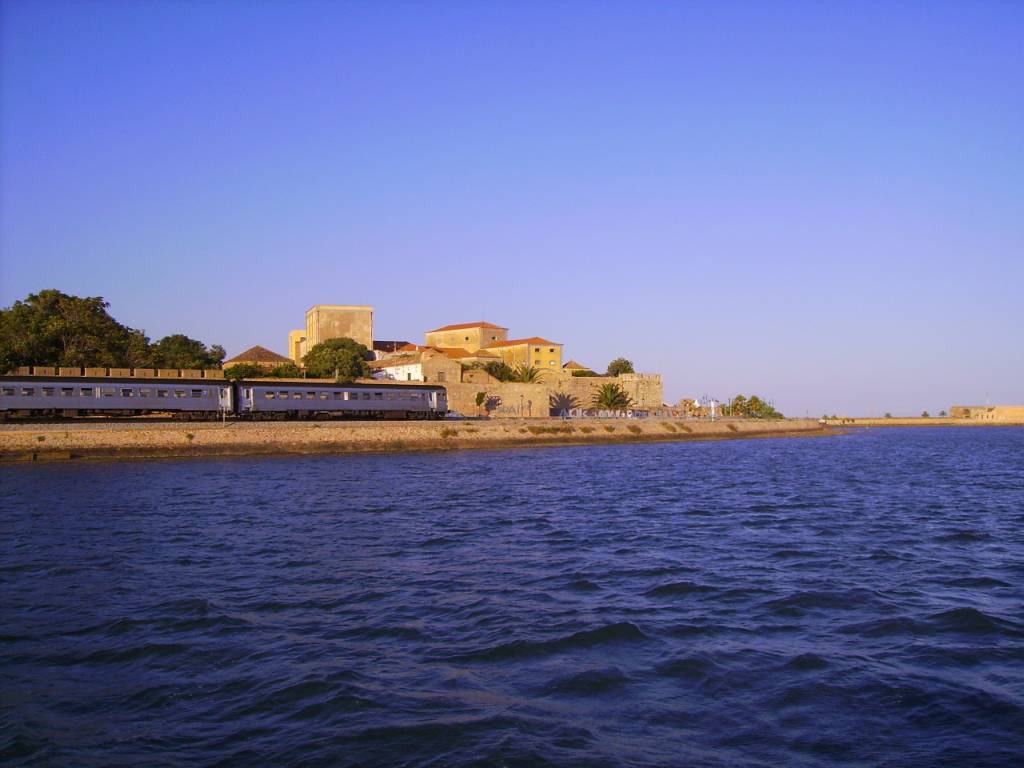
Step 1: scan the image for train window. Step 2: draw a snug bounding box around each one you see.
[190,390,203,398]
[265,392,276,399]
[101,388,115,397]
[1,387,14,396]
[332,392,342,400]
[157,389,168,398]
[386,393,396,401]
[21,387,35,396]
[220,389,228,398]
[279,392,289,399]
[174,390,187,398]
[42,387,55,396]
[373,392,383,400]
[121,388,134,397]
[81,388,94,397]
[306,392,315,400]
[139,388,152,397]
[319,392,329,400]
[361,392,371,400]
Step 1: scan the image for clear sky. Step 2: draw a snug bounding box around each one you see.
[1,0,1021,416]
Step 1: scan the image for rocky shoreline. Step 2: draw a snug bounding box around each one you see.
[0,418,835,463]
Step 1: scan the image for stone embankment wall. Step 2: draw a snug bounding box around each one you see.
[824,416,1024,427]
[1,418,829,462]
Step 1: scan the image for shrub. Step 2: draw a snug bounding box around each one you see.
[661,422,677,432]
[726,424,738,432]
[606,357,635,376]
[580,426,594,434]
[440,428,458,438]
[678,424,692,433]
[604,425,616,432]
[627,424,642,434]
[185,433,195,442]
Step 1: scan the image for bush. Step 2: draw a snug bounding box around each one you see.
[627,424,642,434]
[303,338,371,381]
[606,357,635,376]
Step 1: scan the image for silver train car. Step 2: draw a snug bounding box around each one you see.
[0,376,448,420]
[236,380,447,420]
[0,376,231,419]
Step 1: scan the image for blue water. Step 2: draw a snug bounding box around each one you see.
[2,427,1023,767]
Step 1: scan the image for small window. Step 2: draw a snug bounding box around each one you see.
[464,336,470,341]
[319,392,329,400]
[139,388,152,397]
[280,392,289,399]
[81,387,94,397]
[1,387,14,396]
[219,389,228,398]
[306,392,315,400]
[387,392,397,401]
[437,371,446,382]
[332,392,342,400]
[265,392,276,399]
[190,389,203,398]
[21,387,35,396]
[535,347,540,353]
[121,388,134,397]
[373,392,383,401]
[101,388,116,397]
[549,348,555,353]
[157,389,168,398]
[361,392,371,400]
[61,387,74,396]
[173,390,187,398]
[42,387,55,396]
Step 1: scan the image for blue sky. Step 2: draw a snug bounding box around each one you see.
[1,0,1021,416]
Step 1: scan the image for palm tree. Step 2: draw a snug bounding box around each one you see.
[549,391,580,414]
[513,365,543,383]
[592,382,633,409]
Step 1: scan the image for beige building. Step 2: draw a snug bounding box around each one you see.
[223,345,294,370]
[950,405,1024,422]
[290,304,374,363]
[487,337,563,371]
[425,321,508,352]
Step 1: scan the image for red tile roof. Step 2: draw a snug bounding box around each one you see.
[427,321,508,333]
[224,345,293,365]
[485,337,561,348]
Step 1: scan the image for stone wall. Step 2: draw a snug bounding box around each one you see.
[544,370,664,411]
[306,305,373,349]
[443,381,550,418]
[949,405,1024,422]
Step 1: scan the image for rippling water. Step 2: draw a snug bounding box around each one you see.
[2,427,1023,767]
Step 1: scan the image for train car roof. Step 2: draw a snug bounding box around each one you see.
[0,376,224,386]
[237,379,445,391]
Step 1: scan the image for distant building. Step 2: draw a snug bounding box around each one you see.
[949,405,1024,422]
[487,337,563,371]
[223,345,294,370]
[425,321,508,352]
[369,348,463,383]
[289,304,374,363]
[563,360,593,374]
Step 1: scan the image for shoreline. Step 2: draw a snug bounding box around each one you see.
[0,418,833,463]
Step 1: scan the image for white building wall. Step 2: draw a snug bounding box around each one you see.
[372,363,424,382]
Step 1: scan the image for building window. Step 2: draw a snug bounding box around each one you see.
[437,371,446,382]
[535,348,540,353]
[549,348,555,353]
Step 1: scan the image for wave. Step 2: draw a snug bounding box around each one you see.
[644,581,717,597]
[450,622,647,662]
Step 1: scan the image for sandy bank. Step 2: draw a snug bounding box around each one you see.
[0,418,833,463]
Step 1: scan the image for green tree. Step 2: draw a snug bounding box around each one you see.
[921,411,930,418]
[549,391,581,414]
[939,410,947,417]
[606,357,635,376]
[0,289,153,368]
[223,363,264,380]
[592,382,633,409]
[269,362,302,378]
[571,369,599,377]
[302,337,371,381]
[885,412,893,418]
[512,365,542,383]
[148,334,224,369]
[483,361,515,382]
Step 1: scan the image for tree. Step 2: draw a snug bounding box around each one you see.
[606,357,635,376]
[885,412,892,418]
[148,334,224,369]
[0,289,153,369]
[725,393,784,419]
[921,411,930,418]
[592,382,633,409]
[224,363,263,380]
[549,391,581,414]
[269,362,302,378]
[939,410,947,417]
[571,369,599,377]
[302,337,371,381]
[483,361,515,382]
[512,365,542,383]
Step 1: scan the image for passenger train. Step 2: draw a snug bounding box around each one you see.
[0,376,448,420]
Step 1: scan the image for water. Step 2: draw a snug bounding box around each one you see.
[2,427,1023,767]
